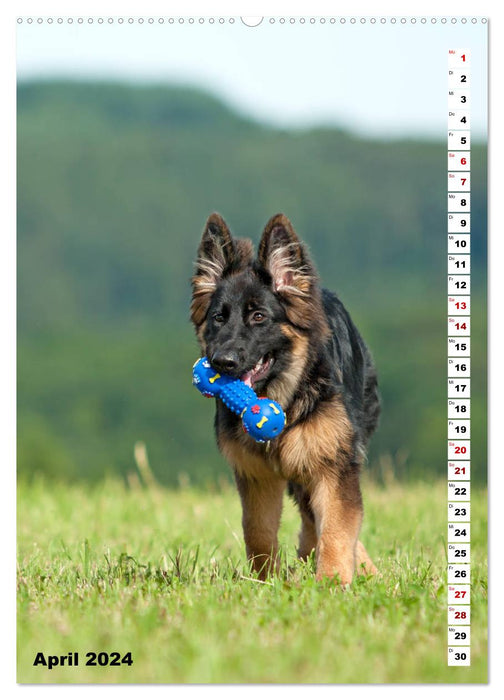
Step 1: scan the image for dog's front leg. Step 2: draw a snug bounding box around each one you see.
[234,471,286,580]
[310,468,363,585]
[356,540,378,576]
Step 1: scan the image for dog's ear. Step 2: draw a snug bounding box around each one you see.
[258,214,315,296]
[258,215,321,322]
[257,214,321,329]
[191,213,253,327]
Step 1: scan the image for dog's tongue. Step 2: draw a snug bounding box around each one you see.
[241,372,253,388]
[241,358,265,387]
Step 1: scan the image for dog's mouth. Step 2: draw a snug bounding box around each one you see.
[241,353,274,388]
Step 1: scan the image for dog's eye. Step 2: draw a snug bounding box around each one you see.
[252,311,265,323]
[213,313,225,324]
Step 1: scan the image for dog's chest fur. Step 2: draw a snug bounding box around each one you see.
[217,393,355,485]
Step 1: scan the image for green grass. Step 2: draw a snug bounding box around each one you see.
[17,476,487,684]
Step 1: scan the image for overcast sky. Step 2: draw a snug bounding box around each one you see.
[17,17,487,139]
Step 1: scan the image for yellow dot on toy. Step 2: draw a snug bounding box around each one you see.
[256,416,268,429]
[209,373,221,384]
[269,403,280,415]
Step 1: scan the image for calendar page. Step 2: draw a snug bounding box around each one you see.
[15,11,488,685]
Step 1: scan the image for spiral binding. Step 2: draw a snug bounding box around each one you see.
[17,17,488,25]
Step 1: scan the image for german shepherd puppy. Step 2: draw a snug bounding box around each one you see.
[191,212,380,584]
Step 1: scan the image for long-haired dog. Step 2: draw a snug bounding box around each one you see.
[191,213,380,584]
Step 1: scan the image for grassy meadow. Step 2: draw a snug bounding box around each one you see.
[17,474,487,684]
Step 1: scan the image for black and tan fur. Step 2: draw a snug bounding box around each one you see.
[191,212,380,584]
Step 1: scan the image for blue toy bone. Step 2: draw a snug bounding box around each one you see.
[192,357,286,442]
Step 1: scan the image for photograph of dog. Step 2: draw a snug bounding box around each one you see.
[191,212,381,584]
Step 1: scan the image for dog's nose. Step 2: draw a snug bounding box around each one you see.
[211,351,239,374]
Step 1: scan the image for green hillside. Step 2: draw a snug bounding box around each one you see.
[17,81,487,485]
